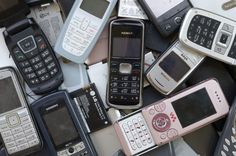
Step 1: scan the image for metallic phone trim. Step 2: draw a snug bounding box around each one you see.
[106,18,145,109]
[146,41,205,95]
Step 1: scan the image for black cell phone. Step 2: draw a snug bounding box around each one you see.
[214,98,236,156]
[106,19,145,109]
[3,18,63,95]
[138,0,191,37]
[31,91,98,156]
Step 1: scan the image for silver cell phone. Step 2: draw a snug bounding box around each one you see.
[146,41,205,95]
[0,67,41,156]
[54,0,118,63]
[106,19,145,109]
[179,8,236,65]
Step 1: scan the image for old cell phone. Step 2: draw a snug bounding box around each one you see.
[142,79,229,146]
[146,41,205,95]
[3,18,63,95]
[106,19,145,109]
[114,111,156,155]
[214,97,236,156]
[114,79,229,155]
[138,0,191,37]
[54,0,118,63]
[179,8,236,65]
[31,91,98,156]
[0,67,41,156]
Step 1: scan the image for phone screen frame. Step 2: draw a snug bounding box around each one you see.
[0,68,27,115]
[40,102,81,150]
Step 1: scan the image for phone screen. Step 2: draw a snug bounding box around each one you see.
[172,88,216,128]
[42,104,80,150]
[159,52,190,82]
[111,23,143,59]
[80,0,109,19]
[144,0,184,17]
[0,77,21,114]
[112,37,141,58]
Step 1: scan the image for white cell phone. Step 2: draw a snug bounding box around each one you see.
[0,67,41,155]
[146,41,205,95]
[54,0,117,63]
[179,8,236,65]
[114,79,229,155]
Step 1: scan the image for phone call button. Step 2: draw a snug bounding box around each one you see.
[152,113,170,132]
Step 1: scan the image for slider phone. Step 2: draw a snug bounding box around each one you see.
[0,67,42,156]
[179,8,236,65]
[114,79,229,155]
[31,91,97,156]
[54,0,118,63]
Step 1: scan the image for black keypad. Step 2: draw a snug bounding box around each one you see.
[33,62,44,70]
[30,56,41,64]
[23,67,33,74]
[36,68,47,76]
[228,36,236,59]
[12,35,60,85]
[44,56,53,64]
[187,15,221,49]
[109,61,141,105]
[19,61,30,68]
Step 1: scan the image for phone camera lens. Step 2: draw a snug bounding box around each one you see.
[68,147,74,153]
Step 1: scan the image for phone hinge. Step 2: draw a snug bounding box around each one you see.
[5,18,32,36]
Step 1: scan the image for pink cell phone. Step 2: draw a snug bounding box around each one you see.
[114,78,229,155]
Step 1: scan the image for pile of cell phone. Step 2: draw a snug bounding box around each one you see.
[1,0,236,156]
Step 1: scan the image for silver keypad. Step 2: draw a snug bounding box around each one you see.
[0,108,40,154]
[119,113,155,155]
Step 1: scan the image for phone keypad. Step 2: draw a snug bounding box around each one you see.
[0,109,40,154]
[63,14,98,56]
[13,35,60,85]
[119,113,155,155]
[109,60,141,105]
[187,15,221,49]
